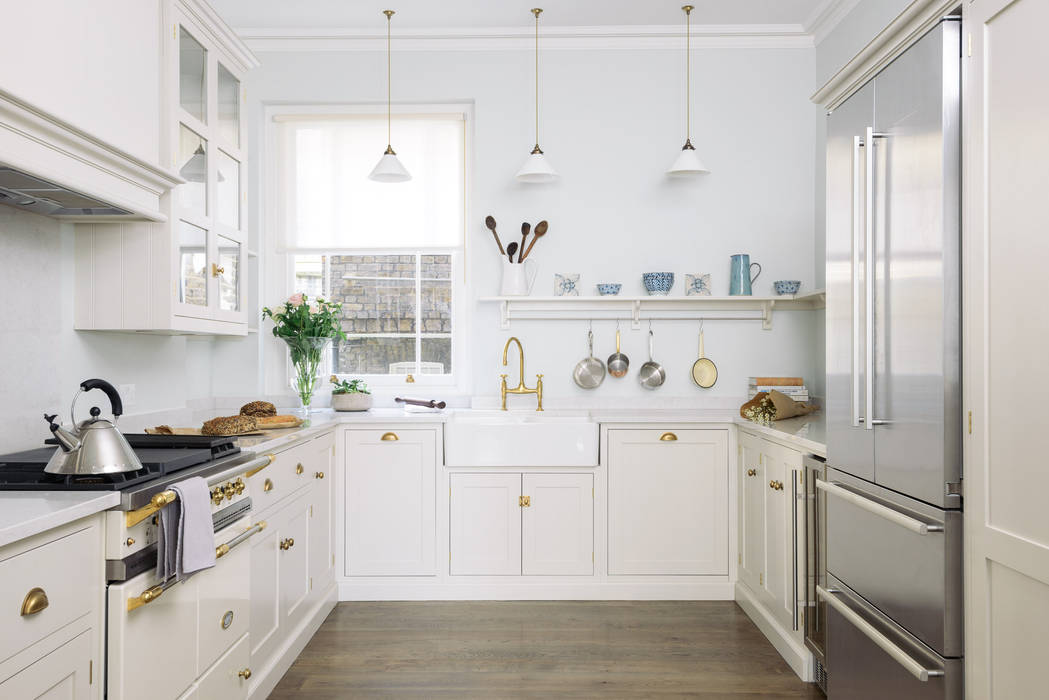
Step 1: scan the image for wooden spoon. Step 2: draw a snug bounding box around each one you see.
[520,220,548,261]
[518,222,531,263]
[485,215,505,256]
[506,241,519,263]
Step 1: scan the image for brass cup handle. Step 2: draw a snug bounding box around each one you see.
[659,432,678,442]
[381,432,399,441]
[263,478,274,492]
[296,463,304,475]
[20,587,49,616]
[238,668,252,680]
[315,471,325,479]
[746,469,757,477]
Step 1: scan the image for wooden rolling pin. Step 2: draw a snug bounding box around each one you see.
[395,397,447,409]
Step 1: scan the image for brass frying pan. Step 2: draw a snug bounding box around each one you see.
[691,322,718,388]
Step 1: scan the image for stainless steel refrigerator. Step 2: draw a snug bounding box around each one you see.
[820,16,963,699]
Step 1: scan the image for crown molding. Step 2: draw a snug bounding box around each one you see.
[804,0,865,46]
[237,23,815,52]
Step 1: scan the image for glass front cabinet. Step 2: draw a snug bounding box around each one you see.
[74,1,258,335]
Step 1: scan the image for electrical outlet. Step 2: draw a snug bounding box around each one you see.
[118,384,136,407]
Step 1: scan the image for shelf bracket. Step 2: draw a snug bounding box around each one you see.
[762,300,774,330]
[499,300,510,330]
[631,300,642,330]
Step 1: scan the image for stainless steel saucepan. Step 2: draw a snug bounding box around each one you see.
[572,327,606,389]
[607,322,630,378]
[638,325,666,390]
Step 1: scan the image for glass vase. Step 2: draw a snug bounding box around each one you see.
[283,336,332,416]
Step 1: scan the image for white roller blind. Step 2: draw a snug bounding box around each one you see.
[276,112,465,251]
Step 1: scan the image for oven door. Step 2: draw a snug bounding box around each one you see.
[106,517,256,700]
[821,575,962,700]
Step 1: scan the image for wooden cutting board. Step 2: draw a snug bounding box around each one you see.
[146,415,303,436]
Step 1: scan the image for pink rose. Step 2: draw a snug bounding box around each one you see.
[288,293,304,307]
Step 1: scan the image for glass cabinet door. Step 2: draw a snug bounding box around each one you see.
[217,63,240,147]
[216,150,239,229]
[216,234,241,312]
[179,29,207,123]
[177,126,208,215]
[178,221,208,307]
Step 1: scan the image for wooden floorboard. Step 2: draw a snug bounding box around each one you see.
[267,601,824,699]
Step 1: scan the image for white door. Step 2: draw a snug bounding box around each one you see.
[522,473,594,576]
[248,504,282,673]
[608,429,729,575]
[308,438,335,595]
[281,493,311,621]
[344,429,437,576]
[739,432,766,591]
[450,473,522,576]
[964,2,1049,697]
[761,441,803,631]
[0,629,93,699]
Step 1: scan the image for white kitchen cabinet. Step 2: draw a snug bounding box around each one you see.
[0,629,93,700]
[308,440,335,598]
[739,432,766,592]
[344,429,437,576]
[736,428,805,635]
[607,429,729,576]
[73,0,259,335]
[522,473,594,576]
[449,473,594,577]
[450,474,522,576]
[195,633,250,700]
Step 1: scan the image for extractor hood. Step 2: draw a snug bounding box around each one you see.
[0,166,131,217]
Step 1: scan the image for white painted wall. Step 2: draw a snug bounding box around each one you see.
[0,207,214,453]
[243,44,823,405]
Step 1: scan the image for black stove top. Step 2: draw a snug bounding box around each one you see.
[0,434,241,491]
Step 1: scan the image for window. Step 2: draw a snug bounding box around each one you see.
[292,253,453,378]
[272,105,467,385]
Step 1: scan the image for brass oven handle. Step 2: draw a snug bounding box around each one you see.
[245,454,276,478]
[659,432,678,441]
[20,587,49,616]
[216,521,267,559]
[381,432,399,441]
[126,490,177,528]
[127,578,180,612]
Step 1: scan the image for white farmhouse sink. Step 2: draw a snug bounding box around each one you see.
[444,410,599,467]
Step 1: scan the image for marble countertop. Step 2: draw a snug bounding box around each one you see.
[0,491,120,549]
[735,413,826,456]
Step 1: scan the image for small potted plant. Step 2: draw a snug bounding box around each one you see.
[330,375,373,412]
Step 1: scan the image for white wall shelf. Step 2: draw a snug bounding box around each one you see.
[479,291,825,331]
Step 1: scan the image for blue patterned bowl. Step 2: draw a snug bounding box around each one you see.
[774,280,801,295]
[642,272,675,296]
[596,283,622,296]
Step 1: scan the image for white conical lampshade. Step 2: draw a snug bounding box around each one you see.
[180,145,207,183]
[667,142,709,176]
[516,150,558,183]
[369,151,411,183]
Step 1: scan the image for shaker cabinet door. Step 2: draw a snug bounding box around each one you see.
[739,432,766,592]
[522,473,594,576]
[449,474,522,576]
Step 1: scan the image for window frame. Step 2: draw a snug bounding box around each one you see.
[263,102,473,397]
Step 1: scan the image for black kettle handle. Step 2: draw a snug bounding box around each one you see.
[80,379,123,417]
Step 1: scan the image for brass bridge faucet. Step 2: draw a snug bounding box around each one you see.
[500,336,543,411]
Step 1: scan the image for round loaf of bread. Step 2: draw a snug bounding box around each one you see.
[240,401,277,417]
[202,415,258,436]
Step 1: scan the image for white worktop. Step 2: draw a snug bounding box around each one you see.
[0,491,120,549]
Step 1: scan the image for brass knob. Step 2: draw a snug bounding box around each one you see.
[405,374,415,383]
[20,587,49,616]
[224,482,236,500]
[315,471,325,479]
[211,488,225,505]
[296,463,304,475]
[381,432,399,441]
[746,469,757,477]
[769,480,784,491]
[125,537,136,546]
[263,478,274,492]
[238,668,252,680]
[212,263,225,276]
[659,432,678,441]
[518,496,531,507]
[280,537,295,550]
[234,478,245,495]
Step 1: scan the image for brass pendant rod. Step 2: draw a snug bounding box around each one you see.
[684,5,693,143]
[533,8,541,149]
[384,10,394,150]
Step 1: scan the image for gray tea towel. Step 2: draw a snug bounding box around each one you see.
[156,476,216,580]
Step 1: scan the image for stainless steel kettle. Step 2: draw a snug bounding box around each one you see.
[44,379,144,475]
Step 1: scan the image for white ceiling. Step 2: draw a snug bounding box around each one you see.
[209,0,830,30]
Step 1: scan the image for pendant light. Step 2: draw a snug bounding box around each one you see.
[370,9,411,183]
[516,8,558,183]
[667,5,709,176]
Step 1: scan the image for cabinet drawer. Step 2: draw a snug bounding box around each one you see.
[0,526,99,664]
[196,633,249,700]
[249,439,315,511]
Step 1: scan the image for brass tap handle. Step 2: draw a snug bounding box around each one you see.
[20,587,49,616]
[536,374,544,412]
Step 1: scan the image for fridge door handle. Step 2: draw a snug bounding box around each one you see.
[852,134,864,428]
[864,126,875,431]
[817,586,945,682]
[815,479,943,535]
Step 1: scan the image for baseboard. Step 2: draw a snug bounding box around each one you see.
[248,583,337,700]
[734,582,813,682]
[338,580,736,601]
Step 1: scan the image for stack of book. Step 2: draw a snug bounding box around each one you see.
[748,377,809,403]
